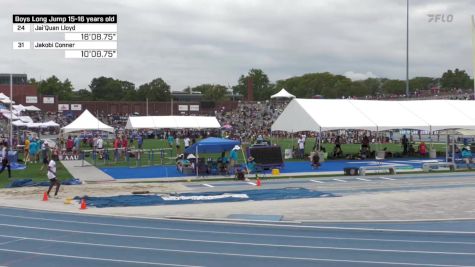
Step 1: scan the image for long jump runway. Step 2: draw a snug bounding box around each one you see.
[0,207,474,267]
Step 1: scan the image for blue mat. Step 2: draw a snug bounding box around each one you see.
[100,158,445,179]
[75,188,338,208]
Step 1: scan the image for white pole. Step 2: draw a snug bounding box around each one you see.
[9,74,13,149]
[405,0,410,97]
[318,128,322,151]
[471,15,475,99]
[195,145,198,178]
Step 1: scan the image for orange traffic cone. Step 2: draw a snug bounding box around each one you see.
[256,177,261,187]
[42,192,48,201]
[80,198,87,210]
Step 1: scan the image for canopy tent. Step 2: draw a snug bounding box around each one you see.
[271,99,475,132]
[1,110,19,120]
[19,116,33,123]
[125,116,221,129]
[13,104,26,113]
[26,122,42,128]
[0,93,9,100]
[24,105,41,112]
[270,88,296,99]
[12,120,27,127]
[41,120,60,128]
[0,98,14,104]
[185,137,240,154]
[61,109,114,133]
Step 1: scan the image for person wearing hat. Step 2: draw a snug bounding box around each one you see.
[229,145,240,172]
[461,146,473,169]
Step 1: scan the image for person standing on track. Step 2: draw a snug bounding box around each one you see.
[46,156,60,198]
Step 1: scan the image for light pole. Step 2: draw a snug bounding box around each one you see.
[472,15,475,99]
[405,0,410,97]
[9,74,13,149]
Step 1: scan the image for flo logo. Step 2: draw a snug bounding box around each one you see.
[427,14,454,23]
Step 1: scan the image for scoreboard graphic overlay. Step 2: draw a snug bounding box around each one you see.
[13,14,117,59]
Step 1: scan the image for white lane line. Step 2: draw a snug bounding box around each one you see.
[0,215,473,245]
[1,213,474,237]
[0,240,472,267]
[309,179,324,183]
[379,177,396,181]
[0,238,25,246]
[247,182,256,186]
[0,227,472,256]
[202,184,214,188]
[0,248,201,267]
[333,179,347,183]
[355,178,371,182]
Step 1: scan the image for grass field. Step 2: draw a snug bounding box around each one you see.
[1,136,457,188]
[0,155,72,188]
[83,137,452,168]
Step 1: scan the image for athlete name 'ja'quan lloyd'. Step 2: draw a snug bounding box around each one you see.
[34,24,76,32]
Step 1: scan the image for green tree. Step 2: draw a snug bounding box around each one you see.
[233,69,272,100]
[89,76,136,100]
[192,84,229,102]
[362,78,382,96]
[275,72,353,98]
[409,77,435,91]
[71,89,93,101]
[37,75,74,100]
[381,79,406,95]
[136,78,171,101]
[440,69,472,90]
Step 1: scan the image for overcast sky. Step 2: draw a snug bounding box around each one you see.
[1,0,474,91]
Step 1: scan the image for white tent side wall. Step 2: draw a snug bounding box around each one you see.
[349,100,431,131]
[271,99,322,132]
[126,116,221,129]
[399,100,475,131]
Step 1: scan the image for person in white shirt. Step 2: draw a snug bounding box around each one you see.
[96,136,104,159]
[184,136,191,149]
[297,137,305,159]
[47,156,60,198]
[0,142,11,178]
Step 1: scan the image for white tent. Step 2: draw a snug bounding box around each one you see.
[24,105,41,112]
[1,98,14,104]
[13,104,26,113]
[270,88,296,99]
[271,99,475,132]
[12,120,28,127]
[26,122,42,128]
[0,93,9,100]
[125,116,221,129]
[41,120,60,128]
[19,116,34,123]
[61,109,114,133]
[1,110,19,120]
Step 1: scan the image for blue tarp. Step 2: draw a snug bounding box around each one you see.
[75,188,338,208]
[184,137,240,154]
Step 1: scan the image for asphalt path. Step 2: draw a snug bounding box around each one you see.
[0,207,474,267]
